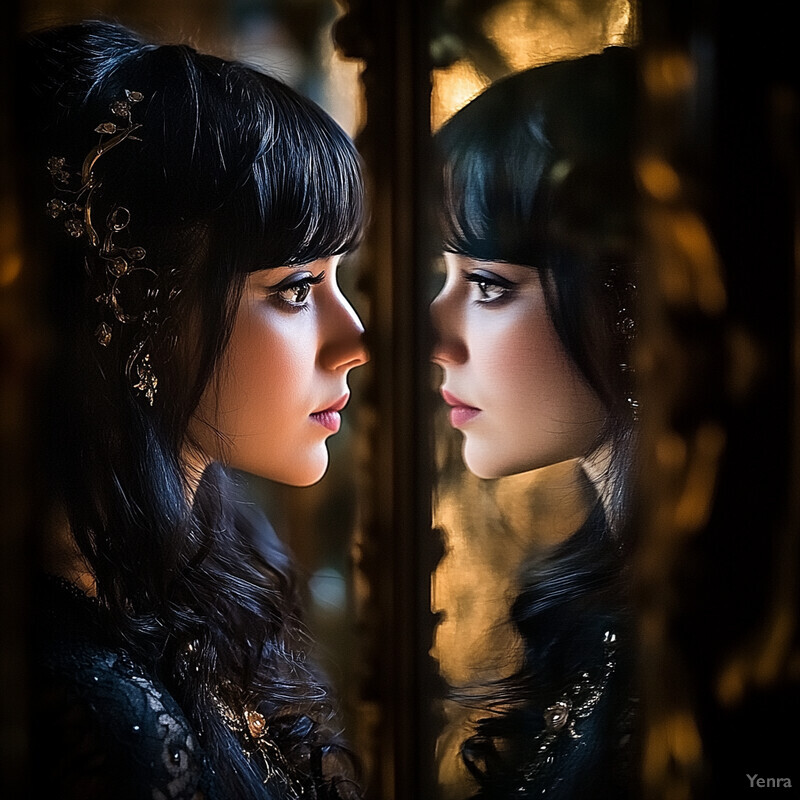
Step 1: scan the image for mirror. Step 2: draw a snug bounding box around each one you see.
[427,3,640,797]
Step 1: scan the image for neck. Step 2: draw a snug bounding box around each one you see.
[181,446,212,504]
[580,441,616,527]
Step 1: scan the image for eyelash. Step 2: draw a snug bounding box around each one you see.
[463,272,515,305]
[268,271,326,311]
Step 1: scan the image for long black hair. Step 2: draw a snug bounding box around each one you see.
[435,48,641,798]
[21,19,364,798]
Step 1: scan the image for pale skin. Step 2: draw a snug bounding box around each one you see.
[190,254,368,487]
[431,252,605,481]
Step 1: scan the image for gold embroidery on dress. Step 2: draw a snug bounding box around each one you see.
[522,630,618,786]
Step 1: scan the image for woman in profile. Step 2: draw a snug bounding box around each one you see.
[22,19,367,799]
[431,47,641,799]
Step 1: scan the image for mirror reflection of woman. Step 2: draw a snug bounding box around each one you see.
[431,47,641,799]
[24,20,367,799]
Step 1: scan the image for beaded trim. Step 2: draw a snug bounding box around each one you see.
[520,630,618,787]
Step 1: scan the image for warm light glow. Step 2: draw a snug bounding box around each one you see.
[321,29,366,139]
[638,155,681,203]
[643,710,703,785]
[432,453,595,798]
[431,0,637,131]
[672,212,727,315]
[0,253,21,288]
[652,209,727,315]
[644,50,695,98]
[655,432,687,471]
[672,423,725,534]
[716,608,796,707]
[726,324,761,400]
[484,0,633,73]
[431,59,490,132]
[716,659,747,707]
[431,459,592,685]
[0,210,22,287]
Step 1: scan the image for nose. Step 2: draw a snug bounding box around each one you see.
[318,285,369,372]
[430,285,468,367]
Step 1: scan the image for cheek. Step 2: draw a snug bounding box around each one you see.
[193,307,324,483]
[465,307,604,474]
[225,323,300,416]
[516,321,604,457]
[219,315,299,427]
[467,309,539,398]
[515,323,577,410]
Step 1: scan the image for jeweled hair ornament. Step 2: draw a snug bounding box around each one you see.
[46,90,161,405]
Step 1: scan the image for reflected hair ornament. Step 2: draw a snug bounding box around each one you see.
[604,265,639,420]
[45,90,162,405]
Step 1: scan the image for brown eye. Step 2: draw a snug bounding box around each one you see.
[465,271,515,304]
[277,282,311,305]
[474,279,507,302]
[268,270,325,311]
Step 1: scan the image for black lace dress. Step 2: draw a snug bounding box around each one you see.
[31,576,221,800]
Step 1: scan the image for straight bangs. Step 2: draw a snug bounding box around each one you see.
[437,89,554,268]
[229,70,365,272]
[79,48,365,274]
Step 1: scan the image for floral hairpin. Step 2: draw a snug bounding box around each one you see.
[46,90,160,405]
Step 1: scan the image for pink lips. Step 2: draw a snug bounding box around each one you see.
[310,393,349,433]
[441,389,481,427]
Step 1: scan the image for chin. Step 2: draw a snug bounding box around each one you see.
[239,447,330,488]
[276,463,329,488]
[462,442,504,480]
[281,449,330,487]
[291,467,328,487]
[463,440,545,480]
